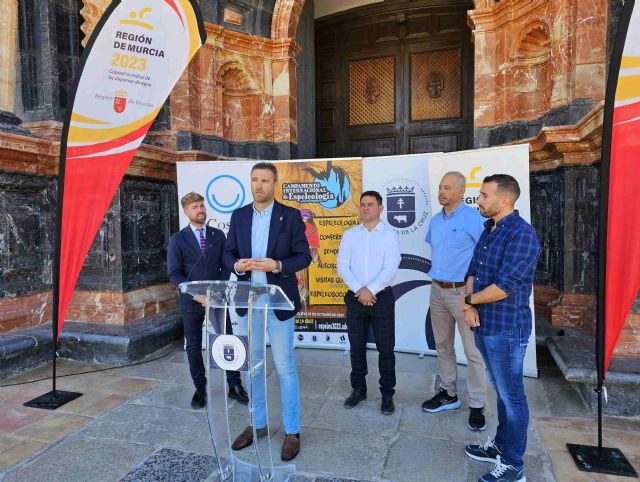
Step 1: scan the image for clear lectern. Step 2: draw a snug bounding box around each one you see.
[179,280,295,482]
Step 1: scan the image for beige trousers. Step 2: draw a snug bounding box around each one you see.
[429,283,487,408]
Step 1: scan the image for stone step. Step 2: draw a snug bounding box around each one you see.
[0,310,182,379]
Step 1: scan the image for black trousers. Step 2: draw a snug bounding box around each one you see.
[182,307,241,390]
[344,288,396,398]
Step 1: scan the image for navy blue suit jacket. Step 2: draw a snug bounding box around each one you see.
[167,225,230,313]
[223,200,312,320]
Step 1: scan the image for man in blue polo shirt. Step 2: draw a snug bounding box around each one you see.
[422,171,487,432]
[461,174,540,482]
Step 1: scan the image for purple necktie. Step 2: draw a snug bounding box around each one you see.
[198,228,206,255]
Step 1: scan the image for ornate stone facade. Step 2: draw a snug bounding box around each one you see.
[1,0,638,367]
[469,0,607,146]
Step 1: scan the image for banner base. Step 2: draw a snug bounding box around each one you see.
[24,390,83,410]
[567,443,638,478]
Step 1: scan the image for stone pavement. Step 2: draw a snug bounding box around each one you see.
[0,344,638,481]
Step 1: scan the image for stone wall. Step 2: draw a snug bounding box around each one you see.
[0,130,195,332]
[0,0,308,337]
[469,0,607,147]
[466,0,640,359]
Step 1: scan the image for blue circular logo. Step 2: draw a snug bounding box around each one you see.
[206,175,245,214]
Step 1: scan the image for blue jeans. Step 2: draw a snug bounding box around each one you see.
[474,327,530,470]
[236,310,300,435]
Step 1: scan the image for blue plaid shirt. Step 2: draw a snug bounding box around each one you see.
[466,211,540,336]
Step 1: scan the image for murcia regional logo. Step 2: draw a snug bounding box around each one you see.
[384,178,430,234]
[114,89,127,113]
[210,334,247,371]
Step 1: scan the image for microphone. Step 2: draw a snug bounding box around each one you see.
[185,226,209,283]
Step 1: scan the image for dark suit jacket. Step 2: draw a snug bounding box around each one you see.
[167,225,230,313]
[223,200,312,320]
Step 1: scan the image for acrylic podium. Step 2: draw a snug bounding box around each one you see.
[179,280,295,482]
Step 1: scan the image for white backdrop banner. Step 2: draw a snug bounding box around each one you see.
[176,144,537,377]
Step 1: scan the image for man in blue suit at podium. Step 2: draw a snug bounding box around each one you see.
[168,192,249,409]
[224,162,311,462]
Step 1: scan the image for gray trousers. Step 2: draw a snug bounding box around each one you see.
[429,283,487,408]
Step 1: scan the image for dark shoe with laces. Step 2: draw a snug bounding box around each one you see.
[281,433,300,461]
[465,437,503,463]
[344,389,366,409]
[231,425,268,451]
[421,388,461,412]
[479,456,525,482]
[228,384,249,404]
[381,397,395,415]
[191,387,206,408]
[468,407,487,431]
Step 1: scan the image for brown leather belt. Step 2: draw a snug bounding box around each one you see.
[433,280,466,289]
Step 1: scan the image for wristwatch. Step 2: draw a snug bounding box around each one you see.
[272,260,282,274]
[464,294,475,307]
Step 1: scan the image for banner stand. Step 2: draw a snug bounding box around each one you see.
[566,0,637,477]
[24,0,206,410]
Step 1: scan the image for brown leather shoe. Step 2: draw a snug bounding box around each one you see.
[281,433,300,461]
[231,425,268,451]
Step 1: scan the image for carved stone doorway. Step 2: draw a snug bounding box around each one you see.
[315,0,474,157]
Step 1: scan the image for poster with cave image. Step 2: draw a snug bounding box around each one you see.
[274,159,361,348]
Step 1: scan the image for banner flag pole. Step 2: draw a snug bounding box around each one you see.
[24,0,206,410]
[567,0,638,477]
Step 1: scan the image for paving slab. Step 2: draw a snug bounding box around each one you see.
[0,438,47,472]
[11,413,92,444]
[1,343,636,481]
[78,403,214,455]
[0,403,47,433]
[306,397,401,437]
[3,435,154,482]
[289,427,388,480]
[383,434,467,481]
[399,404,498,444]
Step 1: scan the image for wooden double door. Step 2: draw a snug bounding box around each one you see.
[315,0,474,157]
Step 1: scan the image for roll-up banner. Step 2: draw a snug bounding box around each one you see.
[55,0,206,335]
[176,145,537,376]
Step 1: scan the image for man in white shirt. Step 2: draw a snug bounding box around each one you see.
[337,190,401,414]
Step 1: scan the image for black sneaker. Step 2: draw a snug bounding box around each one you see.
[479,456,525,482]
[344,389,366,409]
[465,437,502,463]
[421,388,461,412]
[468,407,487,431]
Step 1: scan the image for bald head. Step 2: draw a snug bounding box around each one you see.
[438,171,466,212]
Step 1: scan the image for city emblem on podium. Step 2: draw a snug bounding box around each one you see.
[387,186,416,228]
[223,344,235,362]
[209,334,248,372]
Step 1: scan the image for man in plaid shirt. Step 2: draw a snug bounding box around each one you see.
[459,174,540,482]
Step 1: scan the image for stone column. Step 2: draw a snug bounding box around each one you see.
[0,0,27,134]
[271,39,301,159]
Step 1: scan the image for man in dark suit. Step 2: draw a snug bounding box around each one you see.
[167,192,248,409]
[224,162,311,462]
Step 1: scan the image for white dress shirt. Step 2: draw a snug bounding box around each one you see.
[337,221,401,295]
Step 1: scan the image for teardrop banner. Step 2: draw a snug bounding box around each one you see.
[56,0,206,336]
[23,0,205,410]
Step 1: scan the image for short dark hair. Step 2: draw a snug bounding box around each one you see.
[251,162,278,181]
[360,190,383,205]
[483,174,521,201]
